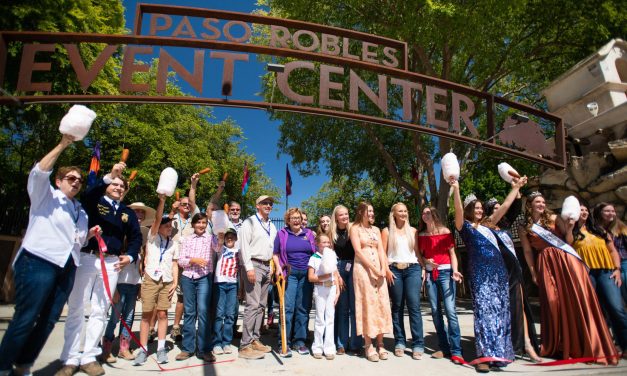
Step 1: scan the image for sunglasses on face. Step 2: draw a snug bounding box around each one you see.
[259,201,273,207]
[63,176,83,184]
[230,208,241,212]
[180,203,190,207]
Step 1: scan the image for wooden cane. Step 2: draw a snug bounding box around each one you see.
[275,272,287,355]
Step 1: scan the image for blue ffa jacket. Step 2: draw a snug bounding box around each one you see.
[80,178,142,261]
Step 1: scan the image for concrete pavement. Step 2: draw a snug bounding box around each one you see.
[1,299,625,375]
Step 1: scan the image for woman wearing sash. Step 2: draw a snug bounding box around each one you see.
[483,198,541,362]
[575,205,627,354]
[518,192,617,365]
[451,178,522,372]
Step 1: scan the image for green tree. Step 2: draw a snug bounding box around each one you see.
[0,1,279,233]
[301,176,419,228]
[258,0,626,216]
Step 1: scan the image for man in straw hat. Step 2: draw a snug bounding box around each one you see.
[238,195,278,359]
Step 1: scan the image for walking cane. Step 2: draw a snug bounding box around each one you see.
[275,272,287,356]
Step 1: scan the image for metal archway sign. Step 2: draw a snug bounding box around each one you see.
[0,3,566,169]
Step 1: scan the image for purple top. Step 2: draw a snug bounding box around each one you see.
[274,227,315,271]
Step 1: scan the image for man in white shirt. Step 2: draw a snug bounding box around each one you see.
[238,195,277,359]
[0,135,95,376]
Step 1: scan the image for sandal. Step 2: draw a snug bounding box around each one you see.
[377,344,388,360]
[366,345,379,362]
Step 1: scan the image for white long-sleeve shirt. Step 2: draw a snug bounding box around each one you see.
[18,163,89,268]
[239,213,277,271]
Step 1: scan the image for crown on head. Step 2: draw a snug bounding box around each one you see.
[528,191,543,200]
[463,193,478,208]
[486,198,498,207]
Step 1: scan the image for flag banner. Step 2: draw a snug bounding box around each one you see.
[286,164,293,196]
[87,141,101,187]
[241,162,249,196]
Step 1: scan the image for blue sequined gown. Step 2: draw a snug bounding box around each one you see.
[459,221,515,362]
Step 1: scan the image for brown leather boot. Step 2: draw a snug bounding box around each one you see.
[100,338,115,363]
[118,335,135,360]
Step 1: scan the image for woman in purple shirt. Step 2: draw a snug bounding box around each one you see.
[272,207,316,357]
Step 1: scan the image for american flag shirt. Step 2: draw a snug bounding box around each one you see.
[214,245,239,283]
[178,231,214,279]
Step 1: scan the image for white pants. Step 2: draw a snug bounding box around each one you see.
[312,285,336,356]
[61,253,119,365]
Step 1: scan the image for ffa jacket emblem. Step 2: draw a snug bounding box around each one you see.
[121,213,129,223]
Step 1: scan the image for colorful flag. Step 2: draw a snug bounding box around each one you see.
[241,162,249,196]
[87,141,101,187]
[286,163,293,196]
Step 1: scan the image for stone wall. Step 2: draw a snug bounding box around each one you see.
[529,137,627,219]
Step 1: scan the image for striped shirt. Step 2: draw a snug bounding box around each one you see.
[215,245,240,283]
[178,231,214,279]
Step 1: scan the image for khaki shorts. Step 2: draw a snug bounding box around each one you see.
[141,276,173,312]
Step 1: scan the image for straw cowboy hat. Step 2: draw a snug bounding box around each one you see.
[128,202,156,226]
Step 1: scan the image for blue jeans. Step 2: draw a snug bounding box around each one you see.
[620,259,627,305]
[589,268,627,350]
[180,274,212,354]
[278,268,312,347]
[212,282,238,348]
[388,263,424,352]
[425,269,462,356]
[335,260,362,351]
[104,283,139,340]
[0,251,76,371]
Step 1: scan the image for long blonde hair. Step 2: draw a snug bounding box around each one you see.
[330,205,351,243]
[387,203,414,252]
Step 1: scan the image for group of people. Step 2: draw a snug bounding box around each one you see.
[1,134,627,376]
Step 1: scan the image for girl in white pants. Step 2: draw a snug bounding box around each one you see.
[308,234,340,359]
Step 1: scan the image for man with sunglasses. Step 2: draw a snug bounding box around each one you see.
[58,160,142,376]
[238,195,277,359]
[0,134,99,376]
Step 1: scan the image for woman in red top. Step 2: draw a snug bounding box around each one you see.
[417,207,463,363]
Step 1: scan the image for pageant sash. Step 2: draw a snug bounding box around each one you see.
[530,223,583,262]
[494,230,517,258]
[475,224,500,252]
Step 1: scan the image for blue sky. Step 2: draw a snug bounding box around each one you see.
[121,0,327,209]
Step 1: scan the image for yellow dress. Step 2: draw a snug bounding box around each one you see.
[353,226,392,338]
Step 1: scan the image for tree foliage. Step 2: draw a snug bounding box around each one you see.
[0,1,279,234]
[258,0,627,216]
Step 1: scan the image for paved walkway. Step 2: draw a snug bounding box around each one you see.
[0,299,625,375]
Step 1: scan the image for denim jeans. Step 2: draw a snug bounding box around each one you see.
[278,268,313,348]
[180,274,212,354]
[425,269,462,356]
[589,268,627,350]
[335,260,363,351]
[212,282,238,348]
[0,251,76,371]
[104,283,139,340]
[388,263,424,352]
[620,259,627,306]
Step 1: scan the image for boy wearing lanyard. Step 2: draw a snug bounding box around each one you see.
[134,194,179,365]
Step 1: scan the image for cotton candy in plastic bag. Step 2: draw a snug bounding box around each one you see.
[59,105,97,140]
[156,167,178,197]
[212,210,230,233]
[319,247,338,275]
[498,162,520,183]
[441,152,460,182]
[561,195,581,222]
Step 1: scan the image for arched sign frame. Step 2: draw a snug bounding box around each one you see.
[0,3,566,169]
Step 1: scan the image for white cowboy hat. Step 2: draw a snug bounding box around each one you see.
[128,202,156,226]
